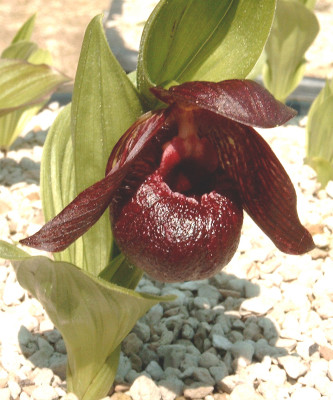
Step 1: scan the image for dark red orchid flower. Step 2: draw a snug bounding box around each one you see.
[21,80,314,282]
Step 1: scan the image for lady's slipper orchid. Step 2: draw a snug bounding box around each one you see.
[21,80,314,282]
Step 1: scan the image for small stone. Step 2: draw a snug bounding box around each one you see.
[192,368,215,386]
[290,387,321,400]
[230,341,255,365]
[158,378,183,400]
[132,322,151,343]
[209,363,229,384]
[116,353,132,382]
[199,352,220,368]
[110,393,132,400]
[7,380,21,399]
[328,360,333,380]
[146,304,164,325]
[211,335,232,351]
[122,333,143,355]
[0,388,10,400]
[59,393,79,400]
[49,353,67,380]
[162,346,186,370]
[278,355,308,379]
[129,374,161,400]
[314,376,333,397]
[146,361,164,381]
[243,322,262,341]
[44,330,62,344]
[130,353,142,372]
[183,383,214,399]
[54,338,66,354]
[197,284,221,307]
[181,324,195,340]
[240,297,274,315]
[32,368,54,385]
[269,365,287,386]
[320,345,333,361]
[217,375,240,394]
[230,383,264,400]
[3,280,25,305]
[31,385,58,400]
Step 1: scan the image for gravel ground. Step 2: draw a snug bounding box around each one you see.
[1,1,333,399]
[0,99,333,400]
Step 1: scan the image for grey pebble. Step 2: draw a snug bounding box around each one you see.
[158,378,183,400]
[198,351,220,368]
[146,361,164,381]
[122,333,143,355]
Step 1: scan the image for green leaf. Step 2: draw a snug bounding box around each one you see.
[0,240,30,259]
[10,253,174,400]
[263,0,319,102]
[99,253,143,290]
[297,0,317,10]
[40,104,87,268]
[0,59,70,116]
[11,14,36,44]
[1,41,38,60]
[137,0,276,105]
[0,102,44,151]
[28,48,53,65]
[306,81,333,187]
[70,15,144,275]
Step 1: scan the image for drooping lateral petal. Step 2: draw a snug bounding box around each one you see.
[196,110,314,254]
[151,80,297,128]
[20,110,169,252]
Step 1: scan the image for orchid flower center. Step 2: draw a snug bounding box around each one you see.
[159,106,219,195]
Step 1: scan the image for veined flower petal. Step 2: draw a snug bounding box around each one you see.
[196,110,314,254]
[151,80,297,128]
[20,110,169,252]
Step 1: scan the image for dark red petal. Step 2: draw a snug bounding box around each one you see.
[196,110,314,255]
[20,110,169,252]
[151,80,297,128]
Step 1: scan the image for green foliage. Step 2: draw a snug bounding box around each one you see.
[0,14,68,153]
[0,240,174,400]
[306,79,333,187]
[262,0,319,102]
[137,0,277,106]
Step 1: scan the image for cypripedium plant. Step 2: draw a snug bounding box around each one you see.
[0,14,69,154]
[0,1,314,399]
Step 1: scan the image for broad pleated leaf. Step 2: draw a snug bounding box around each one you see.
[263,0,319,102]
[306,80,333,187]
[70,15,144,275]
[11,14,36,44]
[0,59,69,116]
[0,241,174,400]
[1,41,38,60]
[40,104,86,268]
[137,0,276,104]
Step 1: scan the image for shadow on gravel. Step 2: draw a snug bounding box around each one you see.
[17,271,289,394]
[0,157,40,187]
[104,0,141,72]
